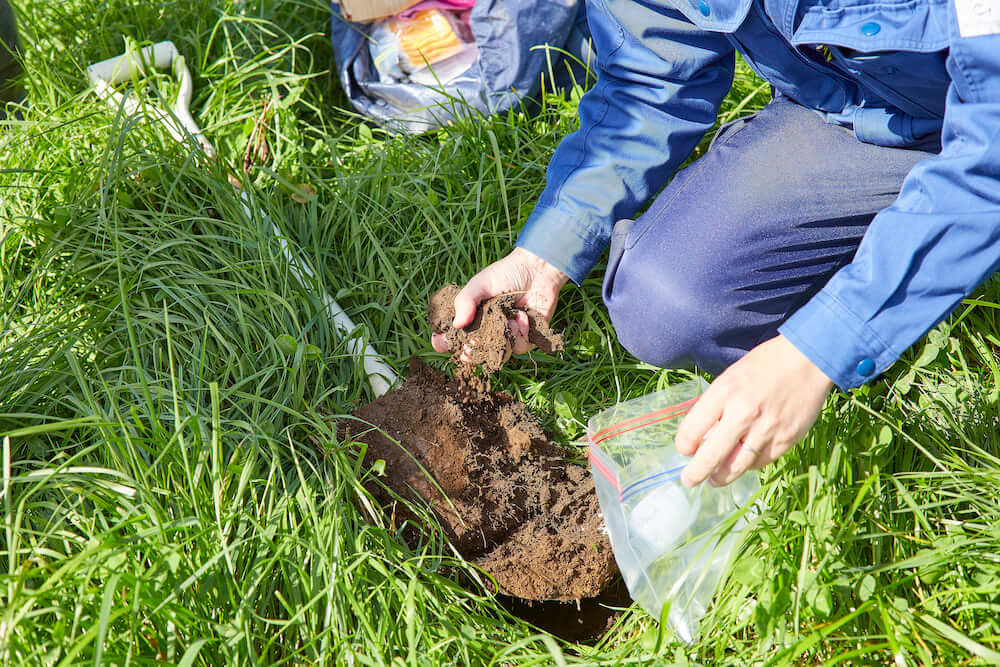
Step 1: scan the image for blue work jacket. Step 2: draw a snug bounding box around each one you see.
[515,0,1000,389]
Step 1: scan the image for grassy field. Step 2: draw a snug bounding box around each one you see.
[2,0,1000,664]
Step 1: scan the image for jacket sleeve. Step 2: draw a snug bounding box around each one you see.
[515,0,735,284]
[780,9,1000,389]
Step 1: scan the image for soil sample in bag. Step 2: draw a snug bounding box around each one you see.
[348,288,617,611]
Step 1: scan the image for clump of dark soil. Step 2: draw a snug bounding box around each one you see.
[347,288,620,638]
[427,284,563,374]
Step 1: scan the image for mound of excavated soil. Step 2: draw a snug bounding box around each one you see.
[352,358,616,602]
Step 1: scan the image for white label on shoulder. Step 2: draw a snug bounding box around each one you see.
[955,0,1000,37]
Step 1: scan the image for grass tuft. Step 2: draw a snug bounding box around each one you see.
[1,0,998,663]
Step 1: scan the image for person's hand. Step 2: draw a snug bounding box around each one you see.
[675,334,834,487]
[431,247,568,356]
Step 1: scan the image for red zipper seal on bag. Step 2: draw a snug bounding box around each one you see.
[588,396,699,493]
[588,445,621,492]
[589,397,697,447]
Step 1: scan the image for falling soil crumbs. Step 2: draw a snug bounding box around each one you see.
[347,286,621,641]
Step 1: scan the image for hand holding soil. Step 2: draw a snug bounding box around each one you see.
[428,284,563,373]
[429,247,568,367]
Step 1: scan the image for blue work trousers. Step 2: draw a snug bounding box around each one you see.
[602,95,939,376]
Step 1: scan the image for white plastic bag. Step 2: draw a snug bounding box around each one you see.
[588,381,760,642]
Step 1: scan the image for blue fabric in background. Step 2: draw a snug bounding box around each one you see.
[330,0,593,132]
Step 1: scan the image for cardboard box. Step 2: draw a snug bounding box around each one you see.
[335,0,422,23]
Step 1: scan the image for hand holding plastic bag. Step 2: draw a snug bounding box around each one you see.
[588,381,761,642]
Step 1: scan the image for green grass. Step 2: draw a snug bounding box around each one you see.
[1,0,999,664]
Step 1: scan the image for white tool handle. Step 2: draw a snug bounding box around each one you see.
[238,195,400,396]
[88,41,399,397]
[87,41,179,85]
[87,41,216,159]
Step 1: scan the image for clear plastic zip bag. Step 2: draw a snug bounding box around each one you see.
[588,381,760,642]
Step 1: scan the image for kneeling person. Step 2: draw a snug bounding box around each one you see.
[433,0,1000,487]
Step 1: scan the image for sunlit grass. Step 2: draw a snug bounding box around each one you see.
[1,0,998,664]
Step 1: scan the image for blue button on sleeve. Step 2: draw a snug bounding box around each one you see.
[781,26,1000,389]
[515,0,734,284]
[779,291,901,390]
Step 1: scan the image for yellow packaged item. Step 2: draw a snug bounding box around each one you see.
[393,9,464,69]
[371,8,474,81]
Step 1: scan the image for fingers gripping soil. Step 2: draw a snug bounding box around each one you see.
[427,284,563,374]
[443,246,568,335]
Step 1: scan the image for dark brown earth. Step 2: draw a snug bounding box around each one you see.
[351,358,616,601]
[501,578,633,642]
[346,288,620,638]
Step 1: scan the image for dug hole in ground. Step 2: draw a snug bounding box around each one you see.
[345,285,629,641]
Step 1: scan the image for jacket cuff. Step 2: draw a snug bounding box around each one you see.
[515,206,606,285]
[778,290,903,390]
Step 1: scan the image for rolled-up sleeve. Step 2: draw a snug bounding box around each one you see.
[515,0,735,284]
[781,14,1000,389]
